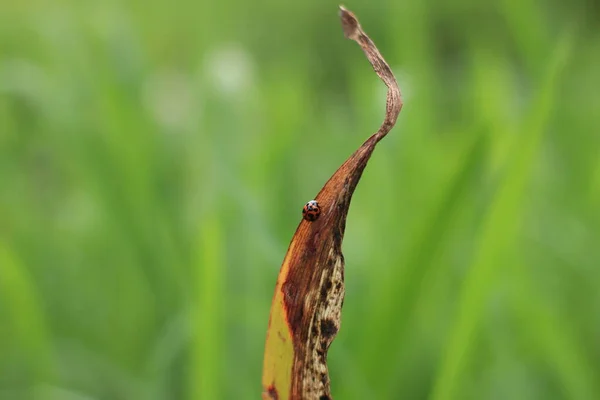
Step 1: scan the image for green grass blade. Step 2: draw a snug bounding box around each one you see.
[429,28,574,400]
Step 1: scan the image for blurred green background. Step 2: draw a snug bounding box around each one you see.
[1,0,600,399]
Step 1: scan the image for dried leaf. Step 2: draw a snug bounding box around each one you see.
[262,6,403,399]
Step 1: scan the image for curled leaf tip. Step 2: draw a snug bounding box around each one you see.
[338,6,359,40]
[339,6,403,142]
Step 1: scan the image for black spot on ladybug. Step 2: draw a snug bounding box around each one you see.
[302,200,321,222]
[320,319,338,338]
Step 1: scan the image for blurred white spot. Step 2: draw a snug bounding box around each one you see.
[203,44,254,96]
[142,71,196,130]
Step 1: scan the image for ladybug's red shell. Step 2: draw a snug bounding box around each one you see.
[302,200,321,222]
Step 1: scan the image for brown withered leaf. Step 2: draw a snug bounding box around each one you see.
[262,6,403,400]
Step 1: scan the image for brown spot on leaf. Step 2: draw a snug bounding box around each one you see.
[320,279,333,302]
[320,319,338,338]
[263,385,279,400]
[333,227,343,248]
[282,280,297,306]
[277,331,287,343]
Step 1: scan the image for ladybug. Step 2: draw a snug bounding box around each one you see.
[302,200,321,222]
